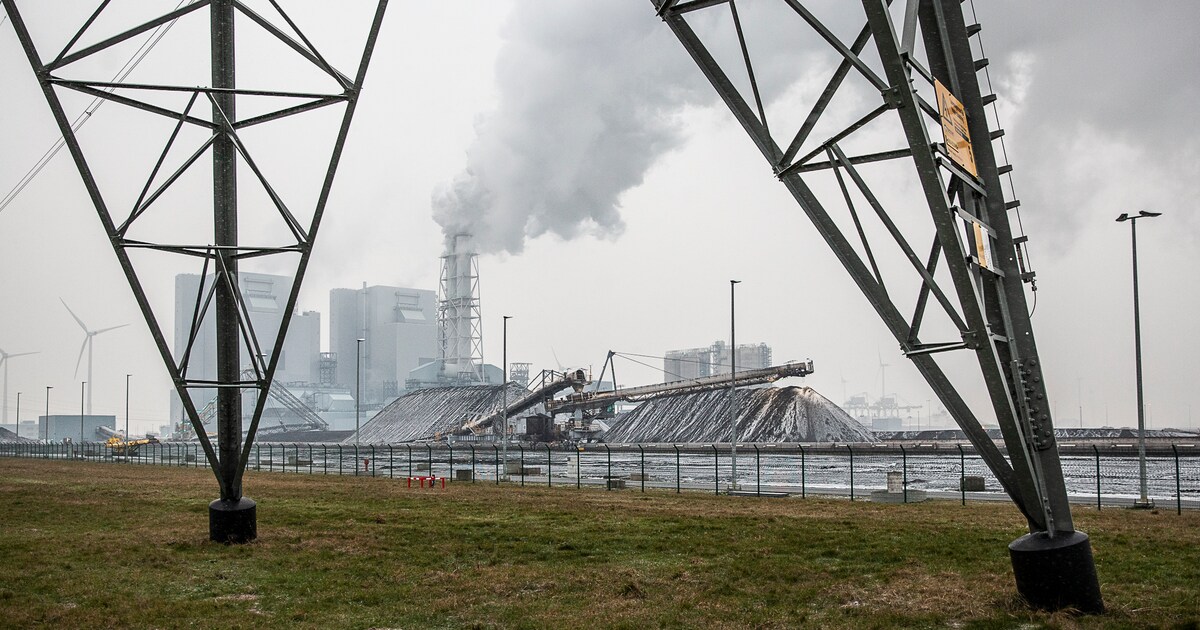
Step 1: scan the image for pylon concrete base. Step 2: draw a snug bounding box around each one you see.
[1009,530,1103,614]
[209,497,257,544]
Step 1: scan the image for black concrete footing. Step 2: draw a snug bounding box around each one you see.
[209,497,257,543]
[1009,530,1104,614]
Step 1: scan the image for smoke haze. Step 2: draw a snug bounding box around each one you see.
[431,2,708,254]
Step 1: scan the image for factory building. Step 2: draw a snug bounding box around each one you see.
[39,414,115,442]
[169,272,321,430]
[329,284,439,405]
[663,341,772,383]
[0,421,37,439]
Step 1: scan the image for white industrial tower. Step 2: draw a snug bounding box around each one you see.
[438,234,484,382]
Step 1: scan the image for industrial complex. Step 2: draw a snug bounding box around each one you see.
[154,235,841,446]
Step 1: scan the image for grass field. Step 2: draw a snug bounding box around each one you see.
[1,459,1197,629]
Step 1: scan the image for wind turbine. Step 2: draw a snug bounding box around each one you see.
[0,347,38,424]
[61,299,128,414]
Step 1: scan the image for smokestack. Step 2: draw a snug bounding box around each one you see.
[438,234,483,381]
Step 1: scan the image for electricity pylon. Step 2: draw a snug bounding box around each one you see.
[650,0,1101,612]
[4,0,388,542]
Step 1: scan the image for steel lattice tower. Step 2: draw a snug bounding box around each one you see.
[4,0,388,542]
[651,0,1102,612]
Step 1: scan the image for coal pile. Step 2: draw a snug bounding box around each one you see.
[349,384,530,443]
[603,386,875,443]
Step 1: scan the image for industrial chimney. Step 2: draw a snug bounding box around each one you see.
[438,233,484,382]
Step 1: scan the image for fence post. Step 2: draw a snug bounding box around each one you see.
[957,444,965,506]
[900,444,908,504]
[638,444,645,493]
[604,444,612,491]
[448,445,454,481]
[469,444,476,484]
[518,443,525,487]
[754,444,761,497]
[1093,444,1101,511]
[308,444,313,475]
[847,445,855,501]
[1173,444,1182,515]
[337,444,344,475]
[546,444,552,488]
[493,444,499,485]
[426,443,433,478]
[408,444,414,478]
[673,444,681,494]
[799,444,806,499]
[576,447,582,489]
[323,444,328,475]
[711,444,719,496]
[370,444,376,477]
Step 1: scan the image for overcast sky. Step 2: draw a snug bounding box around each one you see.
[1,1,1197,436]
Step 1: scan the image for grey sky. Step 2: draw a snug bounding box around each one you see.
[1,1,1197,435]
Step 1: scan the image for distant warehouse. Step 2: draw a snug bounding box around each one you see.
[664,341,772,383]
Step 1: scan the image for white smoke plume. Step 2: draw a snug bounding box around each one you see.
[431,1,709,255]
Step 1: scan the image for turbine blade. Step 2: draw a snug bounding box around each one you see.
[74,338,88,379]
[10,351,38,358]
[551,348,564,371]
[93,324,130,335]
[60,298,89,332]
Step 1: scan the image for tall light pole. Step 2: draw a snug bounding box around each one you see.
[44,385,51,441]
[501,315,511,480]
[355,338,364,446]
[79,381,86,452]
[125,374,131,442]
[1117,210,1161,509]
[1077,377,1083,429]
[729,280,740,491]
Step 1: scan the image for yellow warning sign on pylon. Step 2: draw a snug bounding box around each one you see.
[935,79,978,178]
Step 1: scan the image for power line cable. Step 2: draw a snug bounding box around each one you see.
[0,2,186,215]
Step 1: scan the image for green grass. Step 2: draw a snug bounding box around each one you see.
[1,459,1197,629]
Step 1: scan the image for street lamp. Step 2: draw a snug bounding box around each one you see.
[125,374,131,443]
[1116,209,1161,509]
[80,381,87,454]
[355,338,364,446]
[501,315,512,480]
[729,279,740,491]
[44,385,52,440]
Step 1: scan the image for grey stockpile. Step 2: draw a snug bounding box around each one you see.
[348,384,531,444]
[603,386,876,444]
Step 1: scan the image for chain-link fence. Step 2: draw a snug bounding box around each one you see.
[2,440,1196,512]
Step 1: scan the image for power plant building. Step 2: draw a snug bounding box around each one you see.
[170,272,321,427]
[329,284,439,405]
[664,341,772,383]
